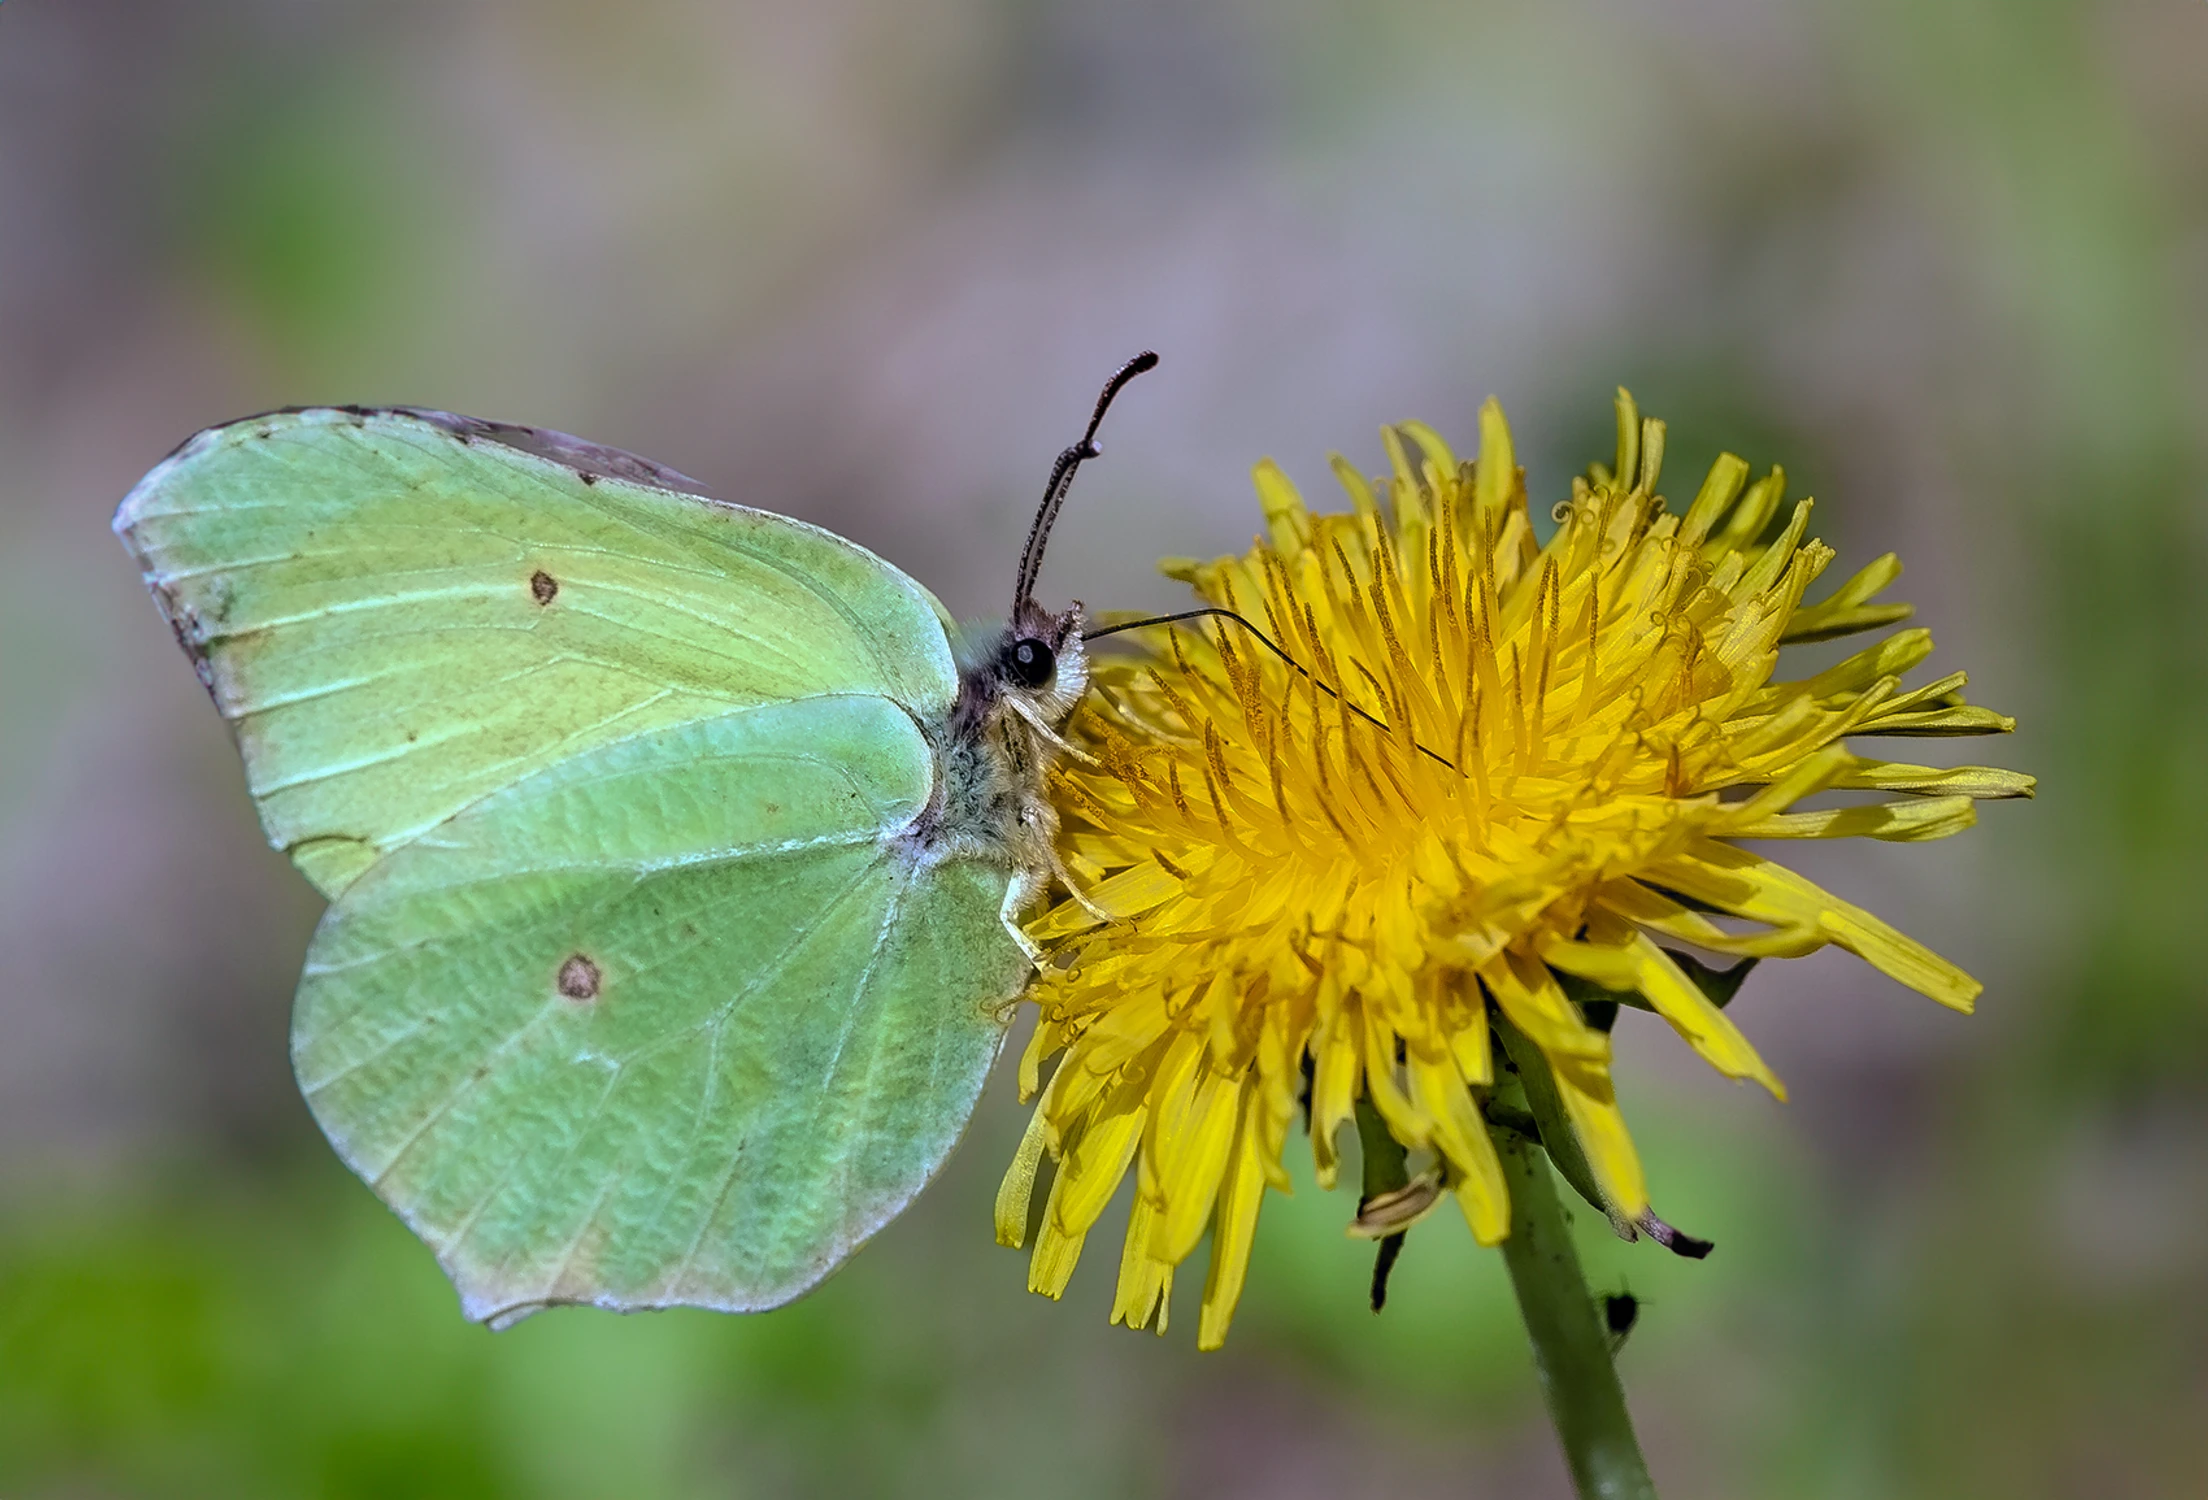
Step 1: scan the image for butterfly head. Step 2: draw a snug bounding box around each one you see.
[992,596,1089,729]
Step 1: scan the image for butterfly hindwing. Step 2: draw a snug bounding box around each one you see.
[114,407,960,895]
[294,694,1029,1320]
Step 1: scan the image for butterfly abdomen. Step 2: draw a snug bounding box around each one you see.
[906,676,1055,872]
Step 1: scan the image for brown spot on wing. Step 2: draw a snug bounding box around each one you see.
[530,570,559,605]
[557,954,602,1001]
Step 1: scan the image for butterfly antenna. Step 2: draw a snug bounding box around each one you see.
[1084,607,1459,771]
[1013,350,1159,613]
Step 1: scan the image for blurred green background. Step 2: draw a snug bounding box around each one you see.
[3,1,2203,1495]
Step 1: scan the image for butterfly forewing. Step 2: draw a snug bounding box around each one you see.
[114,408,960,895]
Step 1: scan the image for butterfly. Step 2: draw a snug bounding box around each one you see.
[114,352,1157,1326]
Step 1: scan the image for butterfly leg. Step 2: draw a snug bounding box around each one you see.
[999,874,1046,969]
[1005,697,1100,767]
[1050,847,1113,924]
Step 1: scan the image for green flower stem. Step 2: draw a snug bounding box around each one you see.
[1489,1078,1657,1499]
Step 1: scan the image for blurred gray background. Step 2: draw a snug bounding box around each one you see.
[3,1,2204,1496]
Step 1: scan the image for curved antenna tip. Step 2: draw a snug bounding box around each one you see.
[1013,351,1162,612]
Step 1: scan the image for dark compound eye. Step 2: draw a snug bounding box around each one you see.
[1007,637,1055,688]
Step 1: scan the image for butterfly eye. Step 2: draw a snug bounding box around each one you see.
[1007,637,1055,688]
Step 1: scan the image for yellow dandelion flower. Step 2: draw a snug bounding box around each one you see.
[996,389,2032,1351]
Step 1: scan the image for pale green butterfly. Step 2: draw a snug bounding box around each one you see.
[115,353,1158,1326]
